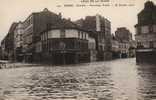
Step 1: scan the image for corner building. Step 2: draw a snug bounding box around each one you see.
[135,1,156,64]
[22,8,62,62]
[38,19,97,64]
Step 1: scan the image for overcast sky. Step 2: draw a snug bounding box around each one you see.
[0,0,156,42]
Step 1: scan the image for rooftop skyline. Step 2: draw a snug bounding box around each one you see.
[0,0,156,42]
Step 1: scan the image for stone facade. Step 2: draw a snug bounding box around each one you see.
[1,9,114,64]
[1,23,18,61]
[39,26,97,64]
[13,21,24,62]
[115,27,132,42]
[75,14,112,61]
[111,28,136,59]
[22,8,62,62]
[135,1,156,64]
[0,46,2,60]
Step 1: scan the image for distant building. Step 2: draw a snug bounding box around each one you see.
[118,41,130,58]
[135,1,156,64]
[113,27,134,58]
[111,35,120,58]
[129,40,136,57]
[111,34,135,59]
[115,27,132,42]
[75,14,112,61]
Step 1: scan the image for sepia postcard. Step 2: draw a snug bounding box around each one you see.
[0,0,156,100]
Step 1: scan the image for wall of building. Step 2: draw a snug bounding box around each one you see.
[42,29,89,40]
[88,37,96,50]
[35,28,97,64]
[1,10,116,64]
[135,32,156,48]
[135,1,156,64]
[115,27,132,42]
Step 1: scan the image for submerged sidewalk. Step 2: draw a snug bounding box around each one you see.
[0,60,41,69]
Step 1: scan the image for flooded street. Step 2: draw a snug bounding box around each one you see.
[0,58,156,100]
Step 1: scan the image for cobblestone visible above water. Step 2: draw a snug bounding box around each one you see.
[0,58,156,100]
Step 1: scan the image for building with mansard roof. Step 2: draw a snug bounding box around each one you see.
[36,16,97,64]
[135,1,156,64]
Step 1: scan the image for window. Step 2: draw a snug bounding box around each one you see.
[60,29,65,38]
[45,32,48,40]
[135,28,138,34]
[36,42,42,53]
[153,25,156,32]
[137,42,143,48]
[149,41,154,48]
[43,33,45,40]
[78,31,80,38]
[81,32,83,39]
[149,25,153,32]
[84,33,86,39]
[86,34,89,40]
[43,33,46,40]
[141,26,149,34]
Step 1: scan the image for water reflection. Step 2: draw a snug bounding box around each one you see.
[0,58,156,100]
[109,59,139,100]
[137,64,156,100]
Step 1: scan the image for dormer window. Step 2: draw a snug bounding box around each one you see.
[153,25,156,32]
[149,25,153,32]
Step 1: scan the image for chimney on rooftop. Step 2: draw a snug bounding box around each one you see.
[43,8,49,12]
[68,18,71,21]
[58,13,62,19]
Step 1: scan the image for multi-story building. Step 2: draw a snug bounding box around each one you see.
[111,35,120,58]
[118,41,130,58]
[111,34,133,59]
[129,40,136,57]
[22,8,62,62]
[1,22,18,61]
[14,21,24,62]
[37,18,97,64]
[1,38,6,60]
[111,30,135,59]
[75,14,112,61]
[0,9,97,64]
[114,27,133,58]
[135,1,156,64]
[1,10,114,64]
[115,27,132,42]
[0,46,1,59]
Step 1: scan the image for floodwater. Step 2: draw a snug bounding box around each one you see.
[0,58,156,100]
